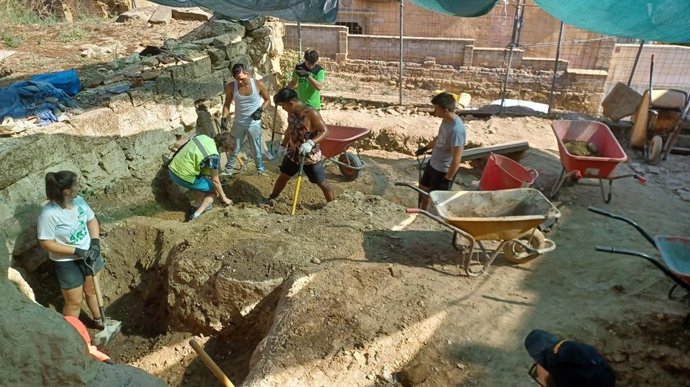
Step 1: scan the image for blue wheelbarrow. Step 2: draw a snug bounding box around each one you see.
[589,207,690,326]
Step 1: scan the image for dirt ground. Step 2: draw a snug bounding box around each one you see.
[55,111,686,387]
[6,14,690,387]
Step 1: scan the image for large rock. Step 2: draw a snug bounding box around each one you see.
[171,7,212,21]
[248,26,272,67]
[148,5,172,25]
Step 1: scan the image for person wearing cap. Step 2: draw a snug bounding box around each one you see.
[288,49,325,110]
[221,63,272,177]
[525,329,616,387]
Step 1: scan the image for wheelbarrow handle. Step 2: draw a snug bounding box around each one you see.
[596,245,690,293]
[588,207,656,248]
[405,208,477,247]
[395,182,430,197]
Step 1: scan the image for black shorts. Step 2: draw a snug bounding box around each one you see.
[280,157,327,184]
[420,163,453,191]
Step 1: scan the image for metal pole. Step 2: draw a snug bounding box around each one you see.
[627,40,646,86]
[298,22,303,54]
[500,0,523,114]
[399,0,404,106]
[548,21,564,115]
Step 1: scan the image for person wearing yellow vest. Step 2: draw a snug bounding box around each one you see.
[168,132,235,221]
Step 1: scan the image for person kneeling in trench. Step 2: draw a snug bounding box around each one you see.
[167,132,235,221]
[263,87,335,204]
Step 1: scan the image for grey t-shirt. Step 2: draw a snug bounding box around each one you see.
[37,196,95,262]
[429,116,466,173]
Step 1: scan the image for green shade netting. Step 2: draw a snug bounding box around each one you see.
[534,0,690,42]
[410,0,500,17]
[149,0,338,23]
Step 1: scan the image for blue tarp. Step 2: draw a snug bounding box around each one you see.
[533,0,690,42]
[410,0,500,17]
[0,80,76,124]
[150,0,339,23]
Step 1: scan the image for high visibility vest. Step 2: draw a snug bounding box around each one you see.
[168,135,219,183]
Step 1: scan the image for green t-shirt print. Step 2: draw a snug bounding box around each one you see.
[68,206,88,244]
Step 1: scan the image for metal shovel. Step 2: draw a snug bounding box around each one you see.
[88,263,122,347]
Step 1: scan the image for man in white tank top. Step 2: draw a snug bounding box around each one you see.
[220,63,271,176]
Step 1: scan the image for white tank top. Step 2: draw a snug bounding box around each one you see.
[233,78,261,128]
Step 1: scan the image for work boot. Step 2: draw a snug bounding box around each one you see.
[92,317,105,330]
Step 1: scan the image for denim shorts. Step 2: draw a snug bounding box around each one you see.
[169,170,214,193]
[54,255,104,290]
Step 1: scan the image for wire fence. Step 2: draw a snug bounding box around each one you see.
[282,0,690,115]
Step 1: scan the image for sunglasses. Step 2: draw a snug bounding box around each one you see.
[528,363,546,387]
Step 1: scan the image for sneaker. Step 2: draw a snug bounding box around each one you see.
[257,170,268,177]
[188,204,213,221]
[219,169,233,177]
[259,197,276,206]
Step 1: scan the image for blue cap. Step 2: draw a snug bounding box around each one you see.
[525,329,615,387]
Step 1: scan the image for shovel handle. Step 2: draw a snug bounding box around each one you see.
[189,339,235,387]
[291,156,306,216]
[92,273,105,310]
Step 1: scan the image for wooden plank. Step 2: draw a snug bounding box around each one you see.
[670,146,690,155]
[462,141,529,161]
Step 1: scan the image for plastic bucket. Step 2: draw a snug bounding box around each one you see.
[479,153,538,191]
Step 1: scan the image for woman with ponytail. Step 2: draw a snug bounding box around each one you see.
[37,171,105,328]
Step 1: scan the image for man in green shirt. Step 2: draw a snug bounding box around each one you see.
[288,49,325,110]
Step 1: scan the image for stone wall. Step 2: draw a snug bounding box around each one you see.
[1,17,285,262]
[323,59,607,113]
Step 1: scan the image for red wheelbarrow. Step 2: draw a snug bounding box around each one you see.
[590,206,690,326]
[549,120,645,203]
[321,125,371,181]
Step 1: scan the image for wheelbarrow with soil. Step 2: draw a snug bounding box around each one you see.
[549,120,646,203]
[396,184,561,276]
[320,125,371,181]
[589,206,690,326]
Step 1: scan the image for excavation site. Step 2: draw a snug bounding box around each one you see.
[2,2,690,387]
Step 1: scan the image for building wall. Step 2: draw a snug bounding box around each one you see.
[606,44,690,95]
[336,0,614,70]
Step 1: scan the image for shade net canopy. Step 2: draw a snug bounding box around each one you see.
[149,0,339,23]
[533,0,690,42]
[410,0,501,17]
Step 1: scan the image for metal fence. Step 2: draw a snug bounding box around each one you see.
[282,0,690,114]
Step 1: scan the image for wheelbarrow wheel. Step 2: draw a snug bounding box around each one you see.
[338,152,362,181]
[645,135,663,165]
[503,229,546,264]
